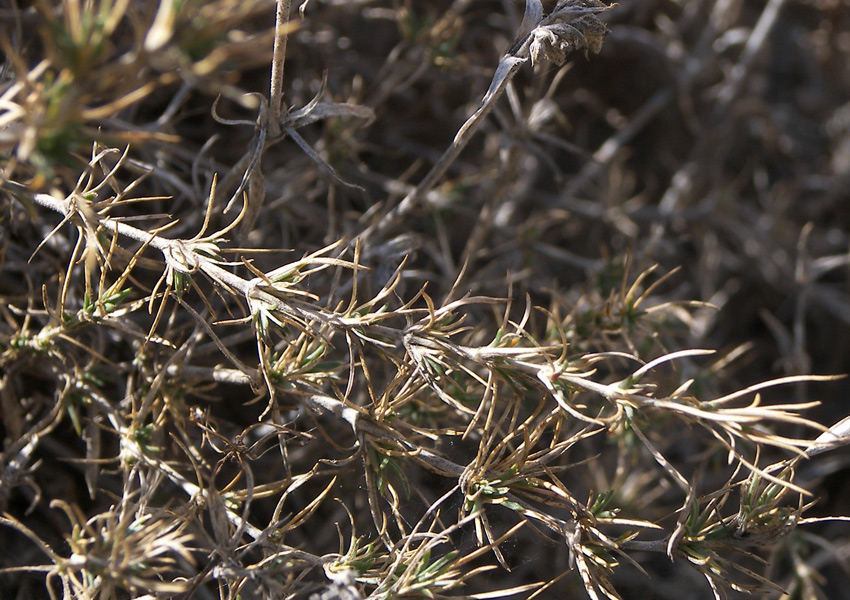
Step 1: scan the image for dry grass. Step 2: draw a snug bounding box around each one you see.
[2,1,850,599]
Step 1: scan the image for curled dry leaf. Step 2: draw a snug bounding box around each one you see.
[805,414,850,457]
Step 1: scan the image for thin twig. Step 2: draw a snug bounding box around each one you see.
[270,0,292,137]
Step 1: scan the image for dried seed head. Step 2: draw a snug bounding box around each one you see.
[529,0,612,66]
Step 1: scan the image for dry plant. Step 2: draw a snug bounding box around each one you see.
[2,1,850,599]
